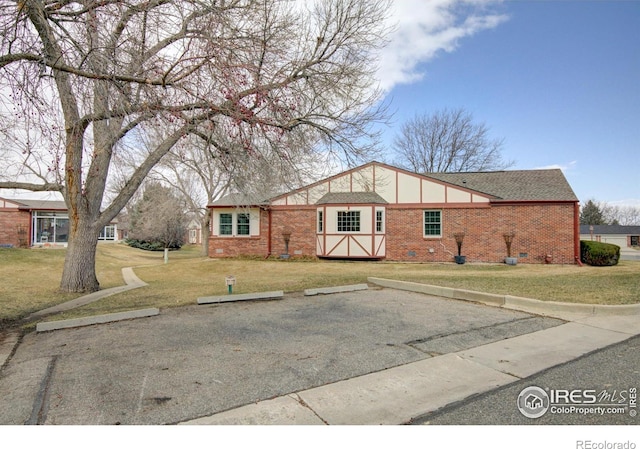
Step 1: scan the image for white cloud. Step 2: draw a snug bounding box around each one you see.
[377,0,508,92]
[534,160,577,173]
[609,198,640,208]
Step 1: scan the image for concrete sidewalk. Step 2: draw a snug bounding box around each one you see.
[182,314,640,425]
[27,267,148,321]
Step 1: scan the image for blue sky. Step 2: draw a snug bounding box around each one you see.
[377,0,639,206]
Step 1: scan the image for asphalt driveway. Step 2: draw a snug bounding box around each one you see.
[0,287,563,425]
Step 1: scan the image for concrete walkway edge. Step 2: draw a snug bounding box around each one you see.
[35,308,160,332]
[367,277,640,317]
[27,267,148,320]
[198,291,284,304]
[304,284,368,296]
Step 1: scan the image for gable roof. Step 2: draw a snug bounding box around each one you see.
[579,225,640,235]
[4,198,68,210]
[209,192,271,207]
[209,162,579,207]
[316,192,387,205]
[425,169,578,202]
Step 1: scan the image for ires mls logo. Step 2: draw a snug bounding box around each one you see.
[517,386,550,418]
[517,385,638,419]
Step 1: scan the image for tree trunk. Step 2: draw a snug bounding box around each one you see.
[60,218,100,293]
[200,213,211,257]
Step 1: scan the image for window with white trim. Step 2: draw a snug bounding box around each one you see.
[423,210,442,237]
[219,213,233,235]
[237,213,250,236]
[337,210,360,232]
[317,210,324,233]
[376,210,384,233]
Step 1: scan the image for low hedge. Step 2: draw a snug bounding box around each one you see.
[580,240,620,266]
[125,239,182,252]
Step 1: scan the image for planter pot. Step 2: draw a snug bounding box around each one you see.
[454,255,466,264]
[505,257,518,265]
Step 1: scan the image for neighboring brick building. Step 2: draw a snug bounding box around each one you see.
[0,197,118,247]
[208,161,580,264]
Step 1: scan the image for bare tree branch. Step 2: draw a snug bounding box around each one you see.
[393,108,514,173]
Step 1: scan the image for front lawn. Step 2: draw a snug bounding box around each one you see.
[1,243,639,327]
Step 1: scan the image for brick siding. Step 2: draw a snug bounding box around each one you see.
[0,209,31,247]
[208,203,576,264]
[385,203,575,264]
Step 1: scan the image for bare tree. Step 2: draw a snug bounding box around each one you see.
[599,201,640,226]
[393,108,513,173]
[0,0,390,292]
[148,131,334,255]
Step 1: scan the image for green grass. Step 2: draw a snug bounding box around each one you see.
[1,243,639,327]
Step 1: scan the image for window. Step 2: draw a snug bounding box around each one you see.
[631,236,639,246]
[32,211,69,244]
[423,210,442,237]
[376,210,384,233]
[317,210,324,233]
[237,213,250,235]
[219,213,232,235]
[337,210,360,232]
[99,224,116,240]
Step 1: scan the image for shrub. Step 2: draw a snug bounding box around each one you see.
[125,239,182,252]
[580,240,620,266]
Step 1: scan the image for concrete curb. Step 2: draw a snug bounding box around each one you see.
[197,291,284,305]
[367,277,640,317]
[304,284,368,296]
[35,308,160,332]
[28,267,148,320]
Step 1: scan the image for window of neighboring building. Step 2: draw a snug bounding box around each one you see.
[337,210,360,232]
[98,224,116,240]
[237,213,250,235]
[317,210,324,233]
[376,210,384,233]
[631,236,639,246]
[219,213,233,235]
[423,210,442,237]
[32,211,69,244]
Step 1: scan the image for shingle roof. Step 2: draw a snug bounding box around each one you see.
[579,225,640,235]
[209,193,271,207]
[12,199,68,210]
[425,169,578,202]
[315,192,388,205]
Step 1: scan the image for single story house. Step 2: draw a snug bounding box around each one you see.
[0,197,118,247]
[187,218,203,245]
[579,225,640,249]
[207,161,580,264]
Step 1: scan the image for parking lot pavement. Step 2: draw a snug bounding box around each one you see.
[0,288,562,425]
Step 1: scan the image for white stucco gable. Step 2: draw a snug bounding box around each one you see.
[270,162,494,206]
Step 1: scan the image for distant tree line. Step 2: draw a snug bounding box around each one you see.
[580,199,640,226]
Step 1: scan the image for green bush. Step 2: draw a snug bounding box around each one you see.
[580,240,620,266]
[125,239,182,252]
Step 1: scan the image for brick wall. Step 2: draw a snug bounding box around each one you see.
[208,203,577,264]
[385,203,576,264]
[270,209,316,257]
[0,209,31,247]
[208,209,270,257]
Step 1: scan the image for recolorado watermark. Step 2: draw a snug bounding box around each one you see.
[517,385,637,419]
[576,441,636,449]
